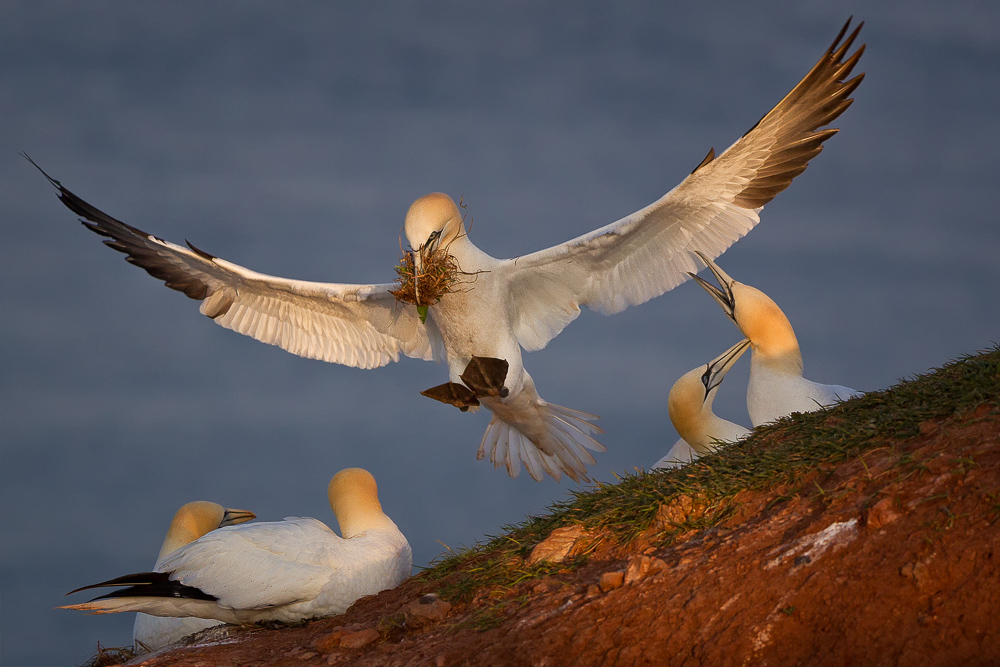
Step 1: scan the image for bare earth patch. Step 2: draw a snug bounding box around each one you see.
[116,403,1000,667]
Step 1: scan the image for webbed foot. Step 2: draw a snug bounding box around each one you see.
[460,356,510,398]
[420,382,481,412]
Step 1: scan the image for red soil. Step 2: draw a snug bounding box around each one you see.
[121,405,1000,667]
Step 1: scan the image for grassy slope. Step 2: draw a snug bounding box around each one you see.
[423,346,1000,604]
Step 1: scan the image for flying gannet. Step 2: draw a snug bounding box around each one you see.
[61,469,412,625]
[690,253,861,426]
[652,339,751,469]
[133,501,256,653]
[31,20,864,482]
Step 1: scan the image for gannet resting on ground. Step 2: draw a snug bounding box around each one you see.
[133,501,256,653]
[61,469,412,625]
[652,339,751,469]
[690,253,862,426]
[31,20,864,482]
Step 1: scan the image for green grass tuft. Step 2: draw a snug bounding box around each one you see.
[421,345,1000,604]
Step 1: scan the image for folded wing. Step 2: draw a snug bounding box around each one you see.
[155,518,336,610]
[504,20,865,351]
[31,160,435,369]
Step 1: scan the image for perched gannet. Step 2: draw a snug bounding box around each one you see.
[653,339,751,469]
[690,253,861,426]
[62,469,411,625]
[133,501,256,653]
[32,21,864,482]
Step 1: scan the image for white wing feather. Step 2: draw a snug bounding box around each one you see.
[38,170,435,370]
[503,21,865,352]
[158,518,337,610]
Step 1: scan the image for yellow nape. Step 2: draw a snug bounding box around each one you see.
[731,283,803,374]
[404,193,464,249]
[328,468,392,538]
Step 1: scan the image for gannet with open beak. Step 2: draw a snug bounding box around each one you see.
[61,469,411,625]
[653,339,751,469]
[133,501,255,653]
[32,20,863,482]
[690,253,861,426]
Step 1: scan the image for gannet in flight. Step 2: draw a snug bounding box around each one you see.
[62,469,411,625]
[652,339,751,469]
[690,253,861,426]
[133,501,256,653]
[32,20,863,482]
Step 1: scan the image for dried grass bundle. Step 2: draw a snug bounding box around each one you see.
[390,245,464,307]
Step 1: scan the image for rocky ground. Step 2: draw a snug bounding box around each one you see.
[86,351,1000,667]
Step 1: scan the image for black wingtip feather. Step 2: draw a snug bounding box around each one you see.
[31,164,218,303]
[67,571,217,603]
[21,152,63,188]
[186,239,217,261]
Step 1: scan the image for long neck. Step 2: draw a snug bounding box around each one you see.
[744,307,803,376]
[679,408,747,453]
[338,507,398,539]
[157,522,201,561]
[751,337,804,377]
[445,231,494,269]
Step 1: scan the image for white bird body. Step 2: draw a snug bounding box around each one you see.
[653,339,751,469]
[748,355,859,426]
[63,469,412,625]
[34,21,864,481]
[131,501,256,653]
[146,516,409,624]
[691,253,862,427]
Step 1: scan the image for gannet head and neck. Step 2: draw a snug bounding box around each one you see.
[668,338,750,452]
[690,252,803,376]
[157,501,256,560]
[328,468,396,538]
[404,193,468,270]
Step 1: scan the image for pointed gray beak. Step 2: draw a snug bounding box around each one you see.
[413,231,442,287]
[220,508,256,527]
[688,251,738,323]
[701,338,750,401]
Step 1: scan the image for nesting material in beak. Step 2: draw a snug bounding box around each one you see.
[390,244,462,309]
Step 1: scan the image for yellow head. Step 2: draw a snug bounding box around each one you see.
[158,500,256,560]
[404,193,465,255]
[690,252,802,374]
[667,339,749,450]
[729,283,801,369]
[328,468,393,538]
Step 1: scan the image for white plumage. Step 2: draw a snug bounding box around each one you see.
[34,21,863,481]
[62,469,411,625]
[133,501,256,653]
[690,252,862,427]
[653,339,751,469]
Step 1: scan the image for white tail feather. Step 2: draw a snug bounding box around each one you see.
[476,401,603,482]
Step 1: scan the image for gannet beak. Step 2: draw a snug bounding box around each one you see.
[413,230,442,289]
[220,508,256,527]
[701,338,750,401]
[689,251,738,323]
[412,248,424,281]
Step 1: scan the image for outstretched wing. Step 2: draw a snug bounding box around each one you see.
[503,20,865,351]
[32,160,435,369]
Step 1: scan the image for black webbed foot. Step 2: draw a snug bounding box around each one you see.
[460,356,510,398]
[420,382,480,411]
